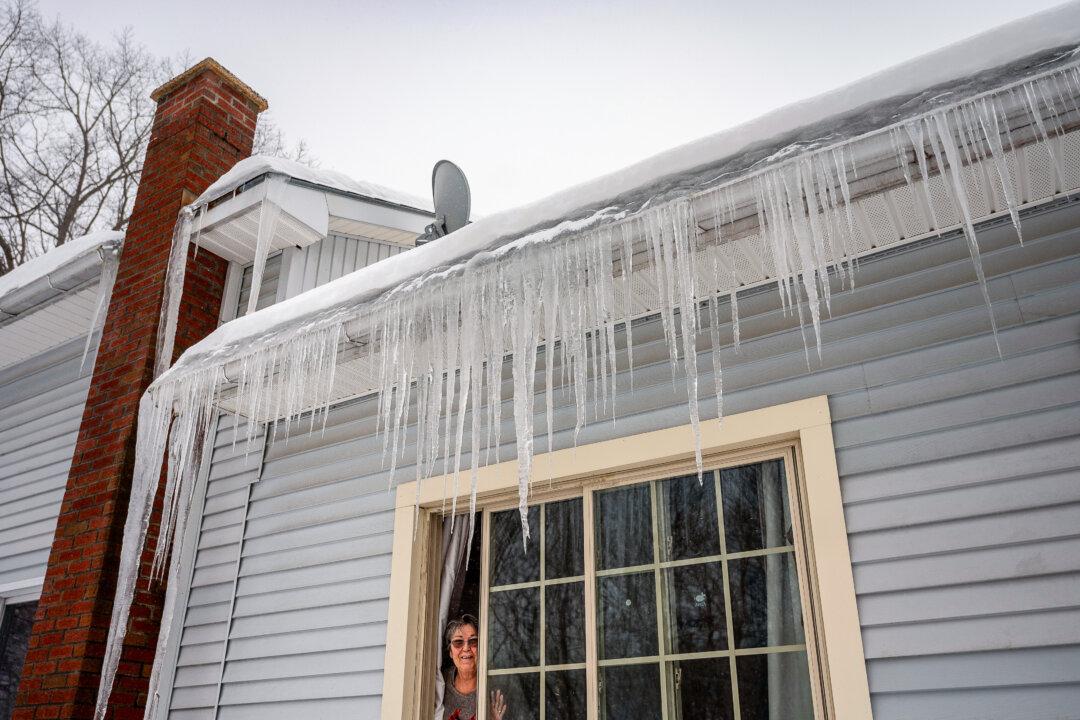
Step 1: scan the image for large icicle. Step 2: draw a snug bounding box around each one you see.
[153,208,194,379]
[81,239,123,372]
[97,57,1080,720]
[246,175,288,316]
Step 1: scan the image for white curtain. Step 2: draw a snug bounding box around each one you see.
[434,515,470,720]
[762,461,811,718]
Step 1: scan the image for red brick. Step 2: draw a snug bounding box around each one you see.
[15,59,262,719]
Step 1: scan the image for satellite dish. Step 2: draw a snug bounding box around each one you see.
[418,160,471,244]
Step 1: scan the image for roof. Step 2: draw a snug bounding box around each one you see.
[0,231,124,310]
[161,0,1080,379]
[196,155,434,215]
[0,231,124,371]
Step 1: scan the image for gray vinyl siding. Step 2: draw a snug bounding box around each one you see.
[169,199,1080,718]
[293,233,408,293]
[167,417,266,719]
[235,253,282,319]
[0,337,96,600]
[233,235,409,322]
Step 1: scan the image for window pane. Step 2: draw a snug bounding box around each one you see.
[597,571,658,659]
[658,471,721,561]
[595,484,653,570]
[721,460,793,553]
[0,602,37,720]
[488,588,540,669]
[601,663,661,720]
[546,582,585,665]
[728,552,805,649]
[490,507,540,587]
[736,651,816,720]
[488,672,540,720]
[669,658,735,720]
[546,498,584,579]
[663,562,727,654]
[546,669,587,720]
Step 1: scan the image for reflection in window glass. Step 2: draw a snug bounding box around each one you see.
[663,562,727,654]
[490,506,539,586]
[601,663,661,720]
[595,484,653,569]
[484,457,817,719]
[546,669,587,720]
[728,552,805,649]
[486,499,588,719]
[546,498,584,579]
[669,658,734,720]
[488,588,539,669]
[736,651,816,720]
[488,671,541,720]
[546,582,585,665]
[721,460,792,553]
[597,572,658,660]
[658,472,721,561]
[0,602,37,720]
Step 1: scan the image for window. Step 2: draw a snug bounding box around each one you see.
[0,601,37,720]
[480,453,818,720]
[384,397,872,720]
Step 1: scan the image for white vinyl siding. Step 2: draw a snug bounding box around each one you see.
[164,199,1080,718]
[0,338,96,603]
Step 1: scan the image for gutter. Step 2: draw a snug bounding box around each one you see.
[0,242,117,328]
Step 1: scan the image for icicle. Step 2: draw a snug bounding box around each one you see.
[81,241,122,373]
[928,111,1002,356]
[153,207,194,380]
[510,255,540,543]
[97,62,1080,719]
[247,175,289,316]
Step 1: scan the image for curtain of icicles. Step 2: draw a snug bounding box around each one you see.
[96,61,1079,718]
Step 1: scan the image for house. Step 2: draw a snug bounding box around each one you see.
[4,3,1080,719]
[0,231,122,718]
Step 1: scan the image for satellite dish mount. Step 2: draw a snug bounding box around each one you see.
[418,160,471,244]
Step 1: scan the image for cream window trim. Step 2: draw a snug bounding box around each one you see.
[382,395,872,720]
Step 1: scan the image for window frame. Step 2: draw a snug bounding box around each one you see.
[383,395,872,720]
[479,445,815,720]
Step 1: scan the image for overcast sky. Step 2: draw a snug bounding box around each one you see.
[39,0,1067,214]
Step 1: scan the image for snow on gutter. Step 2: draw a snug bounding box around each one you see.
[164,0,1080,376]
[0,231,123,320]
[96,6,1080,718]
[194,154,434,214]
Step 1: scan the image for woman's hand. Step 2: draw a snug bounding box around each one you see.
[490,689,508,720]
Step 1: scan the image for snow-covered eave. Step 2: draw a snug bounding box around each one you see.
[159,2,1080,387]
[94,7,1080,715]
[194,155,434,216]
[0,231,124,322]
[186,156,433,266]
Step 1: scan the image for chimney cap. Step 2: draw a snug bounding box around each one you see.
[151,57,269,113]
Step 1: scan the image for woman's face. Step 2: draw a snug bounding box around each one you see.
[449,623,479,674]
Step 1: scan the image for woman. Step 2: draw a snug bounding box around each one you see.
[443,615,508,720]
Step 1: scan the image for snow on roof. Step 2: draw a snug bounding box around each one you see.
[166,0,1080,378]
[0,231,125,305]
[196,155,434,214]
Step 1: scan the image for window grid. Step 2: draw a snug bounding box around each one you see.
[486,503,588,718]
[481,448,820,720]
[590,467,807,720]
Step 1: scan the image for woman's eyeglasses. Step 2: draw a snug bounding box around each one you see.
[451,637,479,650]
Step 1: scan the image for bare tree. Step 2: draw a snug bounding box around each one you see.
[0,1,312,277]
[254,112,318,167]
[0,0,38,273]
[0,1,169,274]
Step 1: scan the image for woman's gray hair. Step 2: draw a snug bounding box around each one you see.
[445,614,479,647]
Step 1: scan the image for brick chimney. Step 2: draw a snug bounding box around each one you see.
[15,59,267,719]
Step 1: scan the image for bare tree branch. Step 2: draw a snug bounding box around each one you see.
[0,1,313,277]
